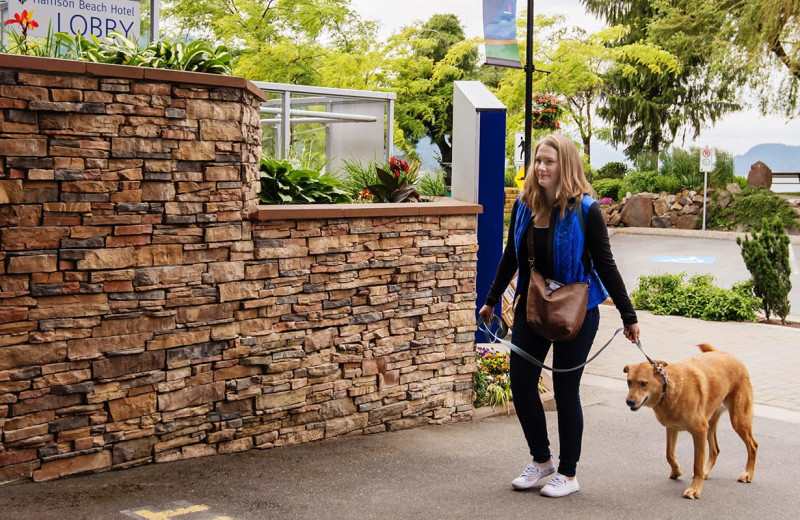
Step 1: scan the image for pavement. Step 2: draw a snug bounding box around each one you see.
[1,228,800,519]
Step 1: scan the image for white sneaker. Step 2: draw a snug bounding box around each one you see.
[540,473,580,497]
[511,459,556,490]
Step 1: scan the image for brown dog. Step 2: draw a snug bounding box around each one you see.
[623,344,758,499]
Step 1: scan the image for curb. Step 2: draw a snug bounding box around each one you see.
[608,225,800,245]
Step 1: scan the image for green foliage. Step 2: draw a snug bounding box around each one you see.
[58,32,232,74]
[259,158,350,205]
[418,171,448,198]
[648,1,800,117]
[337,159,380,200]
[737,218,793,323]
[621,171,682,195]
[595,161,629,180]
[387,14,479,168]
[659,147,736,190]
[165,0,381,87]
[504,167,518,188]
[592,178,626,201]
[1,19,70,57]
[584,0,741,166]
[706,186,798,231]
[631,273,759,322]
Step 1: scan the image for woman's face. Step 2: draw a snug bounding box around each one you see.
[534,144,560,195]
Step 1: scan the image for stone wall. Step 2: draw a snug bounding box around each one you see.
[0,57,481,484]
[600,188,724,229]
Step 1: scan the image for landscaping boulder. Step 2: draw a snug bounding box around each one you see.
[650,215,672,228]
[675,215,697,229]
[747,161,772,189]
[619,194,654,227]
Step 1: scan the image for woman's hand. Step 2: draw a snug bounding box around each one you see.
[478,304,494,324]
[623,323,640,344]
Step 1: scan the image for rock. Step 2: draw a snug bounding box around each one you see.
[717,191,732,208]
[650,215,672,228]
[619,194,654,228]
[747,161,772,188]
[726,183,742,194]
[675,215,697,229]
[652,197,670,216]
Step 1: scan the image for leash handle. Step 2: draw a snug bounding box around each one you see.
[476,314,508,342]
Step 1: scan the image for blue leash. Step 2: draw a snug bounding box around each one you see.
[477,315,631,373]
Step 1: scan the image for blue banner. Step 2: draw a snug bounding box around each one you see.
[483,0,522,69]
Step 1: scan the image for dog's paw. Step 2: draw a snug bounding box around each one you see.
[669,467,682,479]
[683,487,701,499]
[738,470,753,483]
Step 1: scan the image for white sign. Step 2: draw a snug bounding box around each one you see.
[6,0,140,40]
[513,131,525,166]
[699,147,716,173]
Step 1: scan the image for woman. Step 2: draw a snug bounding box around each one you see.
[479,134,640,498]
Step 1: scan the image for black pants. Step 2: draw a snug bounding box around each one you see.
[510,301,600,478]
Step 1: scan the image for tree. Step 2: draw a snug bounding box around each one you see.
[582,0,742,167]
[492,14,678,165]
[647,0,800,117]
[163,0,381,87]
[384,14,480,168]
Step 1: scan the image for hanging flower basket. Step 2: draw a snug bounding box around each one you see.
[531,94,565,131]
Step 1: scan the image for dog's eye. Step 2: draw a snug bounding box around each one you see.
[638,381,647,388]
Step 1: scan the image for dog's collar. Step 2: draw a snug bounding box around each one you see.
[651,362,669,405]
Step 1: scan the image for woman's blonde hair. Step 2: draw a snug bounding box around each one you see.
[521,134,594,218]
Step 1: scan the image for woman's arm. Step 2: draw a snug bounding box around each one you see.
[584,202,638,325]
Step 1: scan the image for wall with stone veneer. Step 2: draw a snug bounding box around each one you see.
[0,56,481,484]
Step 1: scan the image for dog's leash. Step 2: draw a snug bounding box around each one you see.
[477,315,669,399]
[477,315,622,373]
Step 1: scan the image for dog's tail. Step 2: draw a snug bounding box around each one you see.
[697,343,716,353]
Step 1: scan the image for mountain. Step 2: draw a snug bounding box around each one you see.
[734,143,800,176]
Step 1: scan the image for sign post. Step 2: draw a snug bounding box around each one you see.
[699,147,716,231]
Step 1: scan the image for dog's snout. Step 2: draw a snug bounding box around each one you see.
[625,398,636,408]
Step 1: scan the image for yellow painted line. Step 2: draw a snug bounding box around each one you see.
[132,504,210,520]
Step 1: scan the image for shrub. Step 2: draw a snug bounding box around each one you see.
[631,272,759,322]
[592,178,625,201]
[706,186,798,231]
[659,147,736,190]
[737,218,792,324]
[595,161,629,180]
[259,158,350,204]
[622,171,682,195]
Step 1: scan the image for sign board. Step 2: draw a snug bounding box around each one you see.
[514,165,525,189]
[513,131,525,166]
[5,0,141,39]
[700,147,716,173]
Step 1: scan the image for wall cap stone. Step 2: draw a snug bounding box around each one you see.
[251,197,483,220]
[0,55,268,101]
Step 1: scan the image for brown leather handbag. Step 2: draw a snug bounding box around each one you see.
[525,218,588,342]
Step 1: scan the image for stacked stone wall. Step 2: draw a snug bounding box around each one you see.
[0,58,480,484]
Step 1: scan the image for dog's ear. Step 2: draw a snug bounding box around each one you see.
[623,365,630,374]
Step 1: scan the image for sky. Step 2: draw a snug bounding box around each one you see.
[350,0,800,164]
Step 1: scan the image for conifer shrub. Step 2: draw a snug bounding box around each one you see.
[737,217,792,324]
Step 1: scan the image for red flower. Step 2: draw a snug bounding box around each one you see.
[5,10,39,31]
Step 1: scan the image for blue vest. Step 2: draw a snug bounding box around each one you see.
[512,195,609,311]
